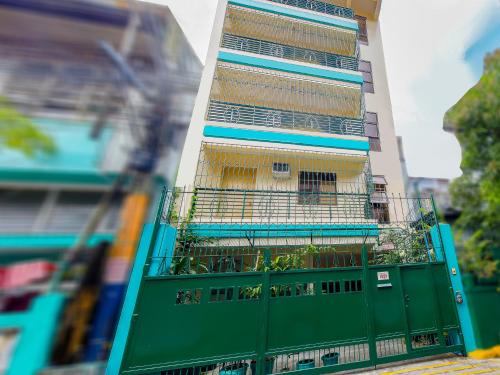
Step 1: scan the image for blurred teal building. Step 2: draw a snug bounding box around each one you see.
[0,0,202,373]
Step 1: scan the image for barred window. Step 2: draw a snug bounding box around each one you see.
[298,171,337,205]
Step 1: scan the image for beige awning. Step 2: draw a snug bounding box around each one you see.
[372,175,387,185]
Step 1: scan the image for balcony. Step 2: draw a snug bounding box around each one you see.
[224,4,358,58]
[264,0,355,19]
[222,34,359,71]
[210,62,363,120]
[152,187,440,275]
[188,142,371,224]
[207,100,365,137]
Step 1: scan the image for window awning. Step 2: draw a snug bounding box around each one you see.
[372,175,387,185]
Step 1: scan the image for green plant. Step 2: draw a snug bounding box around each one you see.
[445,50,500,278]
[371,226,431,265]
[0,96,56,156]
[170,189,214,275]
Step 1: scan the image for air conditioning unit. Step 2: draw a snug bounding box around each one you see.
[272,162,290,179]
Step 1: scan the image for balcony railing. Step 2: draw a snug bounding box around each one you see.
[207,100,365,137]
[148,189,441,276]
[222,34,359,71]
[191,188,373,223]
[265,0,354,19]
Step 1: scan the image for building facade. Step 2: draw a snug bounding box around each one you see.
[176,0,404,225]
[108,0,472,374]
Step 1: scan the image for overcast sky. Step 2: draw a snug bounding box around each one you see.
[143,0,499,179]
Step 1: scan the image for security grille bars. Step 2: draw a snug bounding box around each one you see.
[224,6,358,57]
[150,189,441,276]
[221,34,359,71]
[211,63,363,119]
[265,0,355,19]
[194,142,370,193]
[207,100,365,136]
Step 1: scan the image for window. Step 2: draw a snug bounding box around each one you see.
[365,112,381,151]
[372,203,390,224]
[321,281,341,294]
[298,171,337,205]
[355,15,368,44]
[273,162,289,173]
[359,60,374,93]
[344,279,363,293]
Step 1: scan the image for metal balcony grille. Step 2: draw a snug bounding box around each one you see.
[211,63,363,119]
[207,100,365,137]
[195,142,371,193]
[149,188,440,277]
[225,5,358,57]
[265,0,354,19]
[222,34,359,71]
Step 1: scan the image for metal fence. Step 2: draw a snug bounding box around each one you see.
[207,100,365,136]
[221,34,359,71]
[148,189,442,277]
[265,0,355,19]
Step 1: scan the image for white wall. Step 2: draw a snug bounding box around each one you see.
[361,20,406,197]
[175,0,228,189]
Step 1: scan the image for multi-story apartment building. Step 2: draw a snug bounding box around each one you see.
[109,1,473,374]
[0,0,201,373]
[176,0,404,225]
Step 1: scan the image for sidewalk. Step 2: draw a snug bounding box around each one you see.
[357,356,500,374]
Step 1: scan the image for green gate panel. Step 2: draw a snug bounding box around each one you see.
[400,266,438,334]
[122,275,263,372]
[369,266,406,338]
[431,264,460,330]
[267,269,367,350]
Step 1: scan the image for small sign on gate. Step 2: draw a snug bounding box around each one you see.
[377,271,389,281]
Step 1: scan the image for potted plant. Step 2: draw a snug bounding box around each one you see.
[220,362,249,375]
[296,359,315,370]
[320,352,339,366]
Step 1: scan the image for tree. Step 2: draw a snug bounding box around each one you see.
[445,49,500,278]
[0,96,56,156]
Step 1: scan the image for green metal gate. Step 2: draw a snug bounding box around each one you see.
[115,190,464,375]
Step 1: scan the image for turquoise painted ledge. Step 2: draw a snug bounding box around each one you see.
[218,51,363,84]
[0,169,167,186]
[0,169,120,185]
[107,224,155,375]
[204,125,369,151]
[228,0,358,31]
[190,224,379,238]
[0,234,115,249]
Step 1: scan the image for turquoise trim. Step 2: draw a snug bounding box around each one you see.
[432,224,477,352]
[228,0,358,31]
[204,125,369,151]
[148,225,177,276]
[106,224,154,375]
[0,118,113,176]
[218,51,363,84]
[0,169,120,186]
[3,293,65,375]
[189,223,379,238]
[0,234,115,250]
[0,169,166,186]
[430,226,445,262]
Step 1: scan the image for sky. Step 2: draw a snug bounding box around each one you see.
[143,0,499,179]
